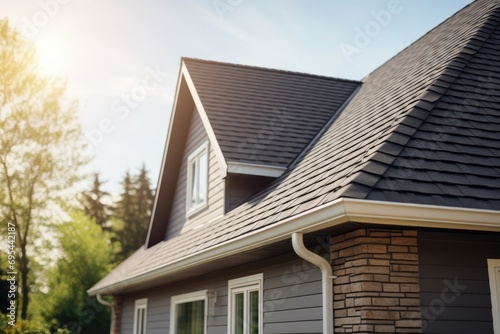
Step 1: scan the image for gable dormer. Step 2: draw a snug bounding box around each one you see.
[146,58,360,248]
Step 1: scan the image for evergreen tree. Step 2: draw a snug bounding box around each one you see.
[81,172,112,231]
[134,164,155,234]
[113,166,155,260]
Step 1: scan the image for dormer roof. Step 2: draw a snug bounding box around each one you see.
[182,58,360,170]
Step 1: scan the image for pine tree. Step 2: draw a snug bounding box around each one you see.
[134,164,155,237]
[81,172,112,231]
[113,166,155,260]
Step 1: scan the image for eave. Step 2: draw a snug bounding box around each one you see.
[89,198,500,296]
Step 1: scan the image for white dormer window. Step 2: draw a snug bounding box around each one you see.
[187,141,209,215]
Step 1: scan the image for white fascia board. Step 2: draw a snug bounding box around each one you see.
[227,162,286,177]
[90,198,500,295]
[181,62,228,177]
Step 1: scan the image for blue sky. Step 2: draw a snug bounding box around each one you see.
[2,0,473,194]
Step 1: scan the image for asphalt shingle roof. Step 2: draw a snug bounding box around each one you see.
[183,58,360,167]
[90,0,500,294]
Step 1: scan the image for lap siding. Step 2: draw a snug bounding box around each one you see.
[418,230,500,334]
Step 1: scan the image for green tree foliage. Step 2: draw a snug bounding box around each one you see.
[113,165,155,260]
[39,212,112,333]
[81,173,112,231]
[0,19,87,319]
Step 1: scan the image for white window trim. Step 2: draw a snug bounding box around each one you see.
[488,259,500,334]
[228,273,263,334]
[133,298,147,334]
[186,141,209,216]
[170,290,208,334]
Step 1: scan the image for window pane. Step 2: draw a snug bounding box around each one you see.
[189,161,197,207]
[198,151,208,204]
[139,308,145,334]
[249,291,259,334]
[176,300,205,334]
[234,293,244,334]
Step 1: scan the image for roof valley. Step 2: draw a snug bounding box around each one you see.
[287,84,362,170]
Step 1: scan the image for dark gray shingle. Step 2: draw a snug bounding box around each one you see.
[89,0,500,294]
[183,58,360,167]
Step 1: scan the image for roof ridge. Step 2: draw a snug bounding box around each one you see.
[182,57,360,84]
[334,0,500,197]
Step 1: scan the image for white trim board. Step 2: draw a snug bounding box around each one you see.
[181,62,228,177]
[227,162,286,177]
[488,259,500,334]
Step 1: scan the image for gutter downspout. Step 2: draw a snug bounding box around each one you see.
[292,232,335,334]
[97,294,115,334]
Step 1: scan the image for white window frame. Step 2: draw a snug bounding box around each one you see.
[133,298,147,334]
[488,259,500,334]
[186,141,209,216]
[170,290,208,334]
[228,273,263,334]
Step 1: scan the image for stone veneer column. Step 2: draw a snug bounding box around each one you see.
[112,295,122,334]
[331,229,422,333]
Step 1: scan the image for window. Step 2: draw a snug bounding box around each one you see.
[133,298,147,334]
[187,141,209,214]
[170,290,208,334]
[228,274,263,334]
[489,259,500,334]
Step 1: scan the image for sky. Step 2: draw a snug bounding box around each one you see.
[1,0,474,195]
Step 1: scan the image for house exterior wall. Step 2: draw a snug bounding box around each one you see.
[331,228,423,333]
[119,254,324,334]
[166,107,225,240]
[419,230,500,334]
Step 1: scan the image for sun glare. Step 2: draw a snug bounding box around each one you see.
[35,35,71,77]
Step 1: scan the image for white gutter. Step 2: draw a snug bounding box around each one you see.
[292,232,335,334]
[89,198,500,295]
[97,294,115,334]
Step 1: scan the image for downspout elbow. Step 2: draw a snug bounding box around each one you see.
[97,294,115,334]
[292,232,335,334]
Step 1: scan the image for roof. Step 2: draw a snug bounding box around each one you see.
[89,0,500,295]
[183,58,360,167]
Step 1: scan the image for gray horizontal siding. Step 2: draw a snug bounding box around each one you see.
[166,107,225,240]
[119,254,323,334]
[418,230,500,334]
